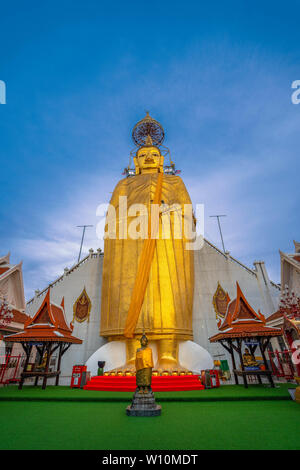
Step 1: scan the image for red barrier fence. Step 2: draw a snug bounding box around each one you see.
[0,354,25,384]
[268,350,295,380]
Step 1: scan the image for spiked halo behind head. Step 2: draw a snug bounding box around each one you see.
[126,112,174,174]
[132,112,165,147]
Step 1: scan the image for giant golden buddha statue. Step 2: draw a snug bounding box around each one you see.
[100,113,194,373]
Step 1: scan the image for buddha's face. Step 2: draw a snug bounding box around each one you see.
[141,336,148,347]
[135,146,163,173]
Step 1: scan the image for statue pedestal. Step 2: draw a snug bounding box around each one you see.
[84,374,205,391]
[126,389,161,417]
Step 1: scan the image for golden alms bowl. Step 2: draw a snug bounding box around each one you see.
[187,371,193,375]
[104,372,110,376]
[110,372,116,376]
[152,370,159,376]
[172,371,179,376]
[162,370,170,376]
[117,371,123,376]
[179,371,187,376]
[125,370,134,376]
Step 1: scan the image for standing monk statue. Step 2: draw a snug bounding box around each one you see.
[135,334,154,393]
[100,113,195,373]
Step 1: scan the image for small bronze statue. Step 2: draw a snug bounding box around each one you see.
[126,334,161,417]
[135,334,154,393]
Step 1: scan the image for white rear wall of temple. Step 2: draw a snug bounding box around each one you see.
[26,242,280,385]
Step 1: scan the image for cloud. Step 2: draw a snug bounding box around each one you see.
[11,171,115,299]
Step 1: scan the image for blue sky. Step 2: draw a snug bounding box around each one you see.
[0,1,300,299]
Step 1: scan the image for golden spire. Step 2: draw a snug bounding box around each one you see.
[132,112,165,147]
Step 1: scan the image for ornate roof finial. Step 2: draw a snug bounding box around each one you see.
[132,112,165,147]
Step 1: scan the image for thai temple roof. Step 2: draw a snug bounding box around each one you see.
[10,308,30,325]
[280,241,300,272]
[0,252,29,327]
[266,310,284,323]
[210,282,282,342]
[4,289,82,344]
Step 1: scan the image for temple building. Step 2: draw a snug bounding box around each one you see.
[280,240,300,296]
[0,253,30,356]
[209,281,282,387]
[5,288,82,389]
[264,240,300,352]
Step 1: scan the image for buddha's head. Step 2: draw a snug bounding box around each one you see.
[133,135,164,175]
[140,334,148,348]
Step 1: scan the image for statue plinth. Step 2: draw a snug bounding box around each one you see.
[126,389,161,417]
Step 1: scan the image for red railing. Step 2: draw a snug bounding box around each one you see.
[268,350,295,380]
[0,354,25,384]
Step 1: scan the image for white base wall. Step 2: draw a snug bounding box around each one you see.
[25,241,280,385]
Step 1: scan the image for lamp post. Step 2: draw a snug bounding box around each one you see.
[77,225,93,262]
[209,215,227,253]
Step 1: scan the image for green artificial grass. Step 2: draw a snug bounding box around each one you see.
[0,383,295,402]
[0,399,299,450]
[0,384,298,450]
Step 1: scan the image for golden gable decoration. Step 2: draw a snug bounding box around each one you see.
[73,287,91,323]
[212,282,230,321]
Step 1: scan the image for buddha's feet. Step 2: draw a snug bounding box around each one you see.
[155,359,190,375]
[104,363,136,376]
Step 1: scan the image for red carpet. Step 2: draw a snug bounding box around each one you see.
[84,374,205,392]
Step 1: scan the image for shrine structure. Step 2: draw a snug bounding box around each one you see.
[0,253,29,353]
[4,288,82,389]
[209,282,282,387]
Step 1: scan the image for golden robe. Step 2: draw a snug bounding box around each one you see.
[135,347,154,370]
[100,173,194,341]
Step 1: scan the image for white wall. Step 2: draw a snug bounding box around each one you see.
[25,242,280,384]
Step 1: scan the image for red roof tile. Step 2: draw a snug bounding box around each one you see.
[51,302,70,332]
[4,288,82,344]
[210,324,282,342]
[210,282,282,342]
[11,308,30,325]
[266,310,284,323]
[0,267,9,275]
